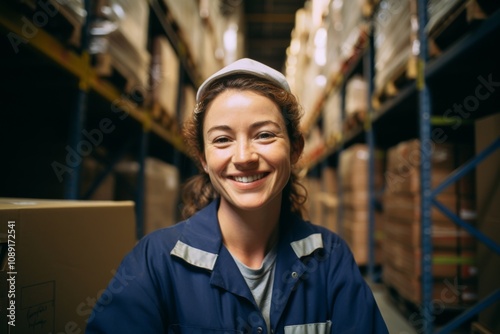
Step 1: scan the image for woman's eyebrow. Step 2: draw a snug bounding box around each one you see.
[206,125,232,136]
[250,120,282,130]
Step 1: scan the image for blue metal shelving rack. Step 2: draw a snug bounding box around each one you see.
[417,1,435,332]
[417,1,500,332]
[0,1,194,240]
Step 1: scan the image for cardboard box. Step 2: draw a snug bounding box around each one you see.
[383,217,476,250]
[151,36,180,120]
[0,199,136,334]
[383,192,476,223]
[382,240,476,278]
[339,144,385,191]
[385,140,475,195]
[343,218,384,266]
[475,113,500,332]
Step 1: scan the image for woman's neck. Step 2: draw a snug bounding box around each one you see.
[217,199,281,269]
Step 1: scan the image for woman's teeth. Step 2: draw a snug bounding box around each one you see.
[233,173,265,183]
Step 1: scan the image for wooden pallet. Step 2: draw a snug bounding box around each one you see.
[428,0,492,57]
[343,110,367,133]
[92,52,148,103]
[14,0,83,48]
[151,102,179,132]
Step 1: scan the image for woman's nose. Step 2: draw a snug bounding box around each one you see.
[232,141,258,166]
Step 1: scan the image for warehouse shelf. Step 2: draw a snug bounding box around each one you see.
[0,0,209,239]
[0,1,186,154]
[303,5,500,170]
[300,25,369,136]
[296,1,500,332]
[149,0,204,88]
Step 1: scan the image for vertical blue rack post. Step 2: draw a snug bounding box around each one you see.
[336,84,347,238]
[417,0,434,333]
[64,0,91,199]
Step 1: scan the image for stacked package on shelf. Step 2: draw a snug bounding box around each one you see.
[303,175,324,227]
[339,144,385,266]
[374,0,418,99]
[330,0,367,62]
[180,84,196,125]
[344,75,368,132]
[303,166,339,233]
[151,36,180,130]
[45,0,87,47]
[382,139,477,306]
[164,0,243,81]
[163,0,202,72]
[92,0,151,95]
[289,4,325,122]
[114,157,180,236]
[286,6,313,96]
[319,166,340,233]
[322,90,342,146]
[325,1,343,79]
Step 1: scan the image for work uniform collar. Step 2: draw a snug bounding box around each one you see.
[170,198,324,271]
[170,198,325,319]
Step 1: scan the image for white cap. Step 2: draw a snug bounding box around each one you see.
[196,58,291,102]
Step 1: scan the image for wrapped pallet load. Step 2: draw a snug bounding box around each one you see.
[382,139,478,306]
[374,0,418,101]
[91,0,150,95]
[339,144,385,266]
[151,36,180,129]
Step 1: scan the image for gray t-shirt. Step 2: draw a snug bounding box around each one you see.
[232,246,277,333]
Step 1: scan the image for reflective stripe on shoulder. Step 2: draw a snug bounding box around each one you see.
[290,233,323,258]
[284,320,332,333]
[170,240,218,270]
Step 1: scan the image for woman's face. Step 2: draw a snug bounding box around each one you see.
[201,89,298,212]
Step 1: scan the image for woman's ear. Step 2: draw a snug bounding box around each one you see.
[199,155,208,173]
[291,135,305,165]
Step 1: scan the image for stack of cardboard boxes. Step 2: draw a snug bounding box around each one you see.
[382,139,478,306]
[475,114,500,333]
[339,144,385,265]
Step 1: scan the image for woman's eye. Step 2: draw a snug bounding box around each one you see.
[213,137,230,144]
[257,132,275,140]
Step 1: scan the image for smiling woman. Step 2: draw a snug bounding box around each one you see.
[85,58,389,334]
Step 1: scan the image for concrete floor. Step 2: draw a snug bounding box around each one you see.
[369,282,418,334]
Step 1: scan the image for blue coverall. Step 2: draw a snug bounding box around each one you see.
[86,198,388,333]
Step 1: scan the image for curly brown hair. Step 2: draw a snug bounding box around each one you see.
[181,74,307,219]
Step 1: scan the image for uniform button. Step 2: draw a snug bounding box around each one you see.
[291,271,298,279]
[256,327,263,334]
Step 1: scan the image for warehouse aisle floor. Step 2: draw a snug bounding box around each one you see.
[369,281,418,334]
